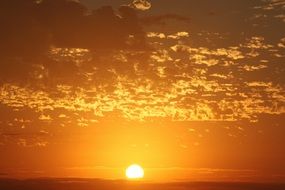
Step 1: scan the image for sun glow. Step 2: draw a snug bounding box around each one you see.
[126,164,144,179]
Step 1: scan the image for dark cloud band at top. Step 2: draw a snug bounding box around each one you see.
[0,0,146,58]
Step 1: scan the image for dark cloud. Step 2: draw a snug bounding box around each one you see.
[0,0,146,58]
[0,0,148,83]
[0,179,285,190]
[141,14,190,25]
[0,0,51,58]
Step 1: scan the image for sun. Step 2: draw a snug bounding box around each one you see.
[125,164,144,179]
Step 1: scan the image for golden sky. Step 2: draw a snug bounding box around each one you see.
[0,0,285,182]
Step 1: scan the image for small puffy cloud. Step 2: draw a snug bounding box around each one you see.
[147,32,166,39]
[131,0,152,11]
[167,32,189,39]
[241,64,268,71]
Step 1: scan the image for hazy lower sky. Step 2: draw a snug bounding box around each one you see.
[0,0,284,182]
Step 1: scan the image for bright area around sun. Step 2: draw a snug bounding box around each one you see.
[126,164,144,179]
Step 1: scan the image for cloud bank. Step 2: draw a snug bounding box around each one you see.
[0,0,145,58]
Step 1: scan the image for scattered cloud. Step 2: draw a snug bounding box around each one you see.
[0,0,284,144]
[253,0,285,23]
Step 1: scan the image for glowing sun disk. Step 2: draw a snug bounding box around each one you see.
[126,164,144,179]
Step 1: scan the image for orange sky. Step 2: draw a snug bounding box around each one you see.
[0,0,285,182]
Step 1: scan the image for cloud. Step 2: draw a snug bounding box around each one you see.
[0,0,284,125]
[0,0,51,58]
[0,0,147,83]
[0,0,146,58]
[141,14,190,25]
[131,0,152,11]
